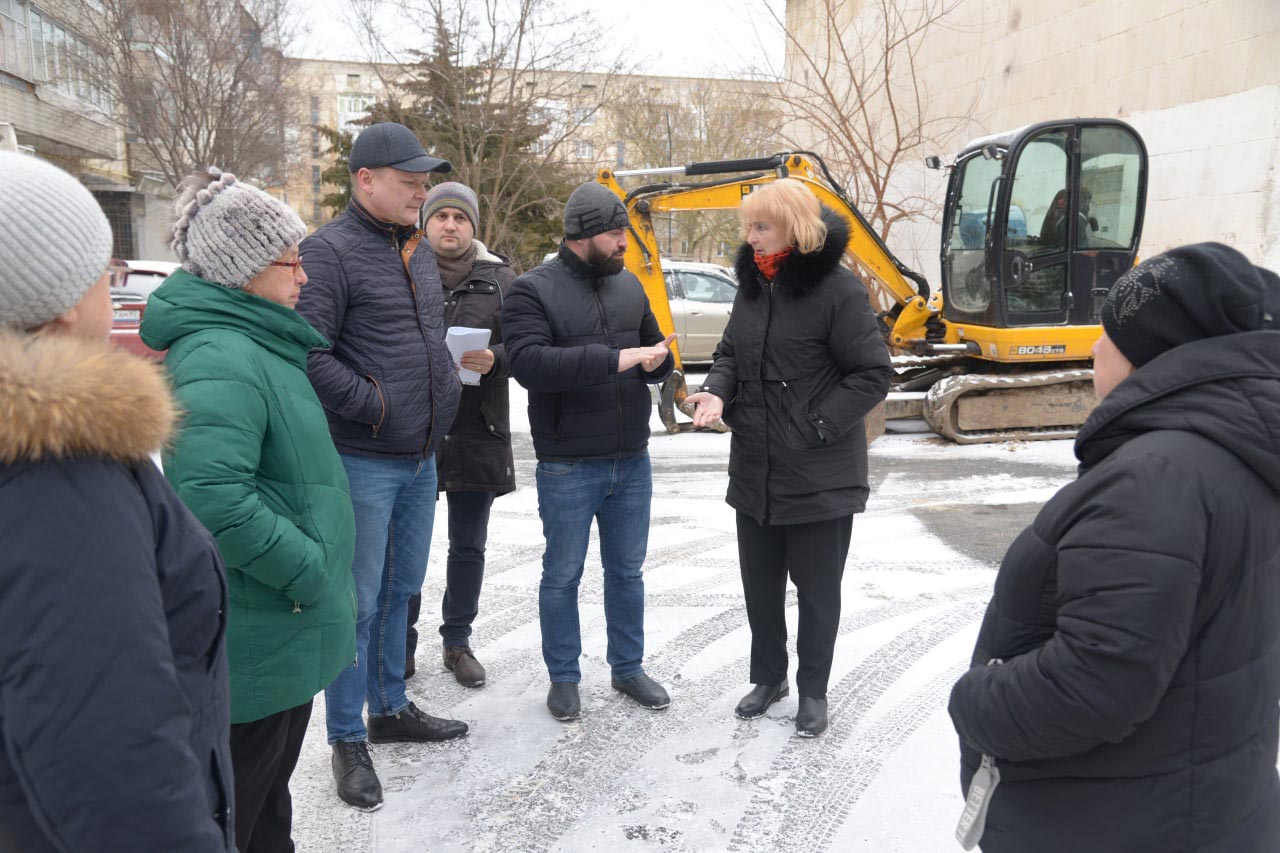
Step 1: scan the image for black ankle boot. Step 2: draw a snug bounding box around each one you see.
[795,696,828,737]
[331,742,383,811]
[735,682,789,719]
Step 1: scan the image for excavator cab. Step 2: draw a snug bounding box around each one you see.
[940,119,1148,359]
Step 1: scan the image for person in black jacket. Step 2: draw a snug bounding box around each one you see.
[686,179,892,737]
[295,122,467,812]
[948,243,1280,852]
[502,182,676,722]
[0,152,234,851]
[404,182,516,689]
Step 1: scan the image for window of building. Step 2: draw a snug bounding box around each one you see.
[311,164,322,192]
[0,3,109,110]
[574,105,596,126]
[574,138,594,161]
[615,140,625,168]
[310,95,320,123]
[0,0,31,81]
[311,128,320,158]
[346,73,360,87]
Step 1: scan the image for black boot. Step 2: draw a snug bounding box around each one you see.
[795,696,829,737]
[735,682,789,719]
[367,702,468,743]
[547,682,581,721]
[331,742,382,811]
[611,673,670,710]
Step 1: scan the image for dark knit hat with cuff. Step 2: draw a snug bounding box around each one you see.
[563,182,629,240]
[423,182,479,228]
[1100,242,1276,368]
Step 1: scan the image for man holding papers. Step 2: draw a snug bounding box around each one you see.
[405,182,517,690]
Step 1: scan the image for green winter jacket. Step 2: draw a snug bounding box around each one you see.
[141,270,357,724]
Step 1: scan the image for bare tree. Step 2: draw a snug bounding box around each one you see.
[760,0,975,240]
[332,0,629,269]
[610,79,781,262]
[82,0,304,188]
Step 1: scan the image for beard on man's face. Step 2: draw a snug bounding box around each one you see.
[586,241,626,276]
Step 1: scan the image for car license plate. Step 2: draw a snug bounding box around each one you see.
[113,309,140,323]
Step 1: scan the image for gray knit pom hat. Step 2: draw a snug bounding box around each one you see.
[171,167,307,289]
[0,152,112,330]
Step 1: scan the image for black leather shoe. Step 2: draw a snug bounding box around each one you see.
[332,742,383,811]
[795,696,829,737]
[444,645,487,688]
[735,682,789,719]
[367,702,468,743]
[611,673,670,710]
[547,682,581,721]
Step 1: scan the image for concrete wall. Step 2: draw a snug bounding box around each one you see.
[785,0,1280,279]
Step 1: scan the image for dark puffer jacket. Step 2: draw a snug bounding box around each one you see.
[700,209,892,525]
[437,241,517,494]
[949,330,1280,852]
[0,333,234,852]
[297,200,461,459]
[503,242,673,461]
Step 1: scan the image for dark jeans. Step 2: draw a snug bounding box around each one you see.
[229,699,313,853]
[536,453,652,682]
[407,490,496,659]
[736,512,853,698]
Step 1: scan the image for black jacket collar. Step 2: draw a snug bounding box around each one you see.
[733,206,851,299]
[347,198,418,243]
[557,240,611,288]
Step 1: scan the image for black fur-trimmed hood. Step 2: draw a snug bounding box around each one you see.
[733,206,850,298]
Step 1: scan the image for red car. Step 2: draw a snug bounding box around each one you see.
[108,260,176,360]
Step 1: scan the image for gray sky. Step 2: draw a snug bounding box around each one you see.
[302,0,787,79]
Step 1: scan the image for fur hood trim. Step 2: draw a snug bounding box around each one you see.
[0,332,175,464]
[733,206,851,298]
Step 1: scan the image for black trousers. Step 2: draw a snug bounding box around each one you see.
[736,512,853,698]
[229,699,313,853]
[408,490,496,658]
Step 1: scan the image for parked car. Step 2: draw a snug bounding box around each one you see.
[108,260,177,360]
[660,260,737,363]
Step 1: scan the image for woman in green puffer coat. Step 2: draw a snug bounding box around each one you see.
[140,167,356,853]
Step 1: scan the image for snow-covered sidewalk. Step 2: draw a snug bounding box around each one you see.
[283,390,1162,851]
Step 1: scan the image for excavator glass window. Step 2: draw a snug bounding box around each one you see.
[1004,129,1072,318]
[1077,127,1144,251]
[943,152,1003,321]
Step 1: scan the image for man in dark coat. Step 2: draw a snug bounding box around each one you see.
[502,182,676,722]
[404,181,516,689]
[949,243,1280,851]
[296,123,466,812]
[0,152,234,851]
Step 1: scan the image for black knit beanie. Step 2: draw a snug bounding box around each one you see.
[1100,242,1277,367]
[563,182,629,240]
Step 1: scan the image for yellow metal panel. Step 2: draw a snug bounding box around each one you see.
[949,323,1101,363]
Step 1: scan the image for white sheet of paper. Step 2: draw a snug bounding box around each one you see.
[446,326,492,386]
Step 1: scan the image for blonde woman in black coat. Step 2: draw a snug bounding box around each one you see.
[686,179,892,736]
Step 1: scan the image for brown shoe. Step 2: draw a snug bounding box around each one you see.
[443,645,486,688]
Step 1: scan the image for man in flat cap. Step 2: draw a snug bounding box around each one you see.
[296,122,466,811]
[502,182,677,722]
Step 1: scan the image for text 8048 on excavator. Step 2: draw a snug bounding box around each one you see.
[600,118,1148,443]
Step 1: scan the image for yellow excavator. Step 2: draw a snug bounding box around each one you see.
[599,119,1149,443]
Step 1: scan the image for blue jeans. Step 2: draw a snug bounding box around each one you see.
[326,454,437,744]
[536,452,652,683]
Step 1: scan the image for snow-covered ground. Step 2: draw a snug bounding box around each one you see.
[286,382,1270,851]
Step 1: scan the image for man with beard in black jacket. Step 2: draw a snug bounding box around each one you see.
[949,243,1280,852]
[502,182,676,722]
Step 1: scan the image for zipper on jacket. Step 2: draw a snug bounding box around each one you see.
[366,374,388,437]
[591,288,625,452]
[956,657,1003,850]
[292,601,302,613]
[399,231,439,458]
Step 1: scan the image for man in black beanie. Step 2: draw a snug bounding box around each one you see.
[949,241,1280,851]
[501,182,677,721]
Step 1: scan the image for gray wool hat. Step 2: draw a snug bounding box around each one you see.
[563,182,629,240]
[423,182,479,228]
[171,167,307,289]
[0,152,112,330]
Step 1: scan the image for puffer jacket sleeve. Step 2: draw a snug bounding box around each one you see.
[948,454,1205,762]
[701,296,740,403]
[0,466,228,851]
[166,340,327,605]
[297,235,385,427]
[503,277,617,392]
[809,274,892,442]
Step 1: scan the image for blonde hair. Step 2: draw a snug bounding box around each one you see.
[738,179,827,254]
